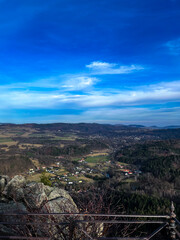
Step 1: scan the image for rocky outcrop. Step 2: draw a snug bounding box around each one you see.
[0,175,78,238]
[23,182,47,209]
[0,175,9,194]
[3,175,26,201]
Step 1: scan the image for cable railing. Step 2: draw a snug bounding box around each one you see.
[0,202,179,240]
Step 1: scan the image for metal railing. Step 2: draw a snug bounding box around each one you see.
[0,202,179,240]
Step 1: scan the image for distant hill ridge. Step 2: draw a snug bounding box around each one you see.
[0,122,179,129]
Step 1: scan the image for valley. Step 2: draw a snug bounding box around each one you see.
[0,123,180,217]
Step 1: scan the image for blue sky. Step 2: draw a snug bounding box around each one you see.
[0,0,180,126]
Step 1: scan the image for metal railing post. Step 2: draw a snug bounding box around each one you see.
[169,201,176,240]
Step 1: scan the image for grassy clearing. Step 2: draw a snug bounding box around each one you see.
[0,141,18,146]
[26,172,56,182]
[21,129,38,137]
[0,138,13,143]
[0,132,19,137]
[31,159,41,168]
[85,155,109,163]
[71,157,82,162]
[28,134,77,141]
[53,136,76,141]
[86,162,97,167]
[56,168,69,175]
[123,177,136,183]
[15,131,26,136]
[117,161,129,166]
[86,152,108,157]
[69,175,94,183]
[100,166,109,171]
[78,176,94,183]
[4,131,25,136]
[62,133,77,137]
[29,133,52,138]
[0,134,8,137]
[26,173,42,182]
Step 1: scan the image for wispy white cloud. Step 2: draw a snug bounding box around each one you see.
[0,60,143,92]
[72,81,180,107]
[0,80,179,110]
[86,61,117,69]
[165,38,180,55]
[0,91,66,109]
[86,61,144,74]
[0,78,179,126]
[62,76,98,90]
[0,75,98,91]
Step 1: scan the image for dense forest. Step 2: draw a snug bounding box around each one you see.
[114,140,180,185]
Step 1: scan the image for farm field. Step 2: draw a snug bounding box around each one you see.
[85,155,109,163]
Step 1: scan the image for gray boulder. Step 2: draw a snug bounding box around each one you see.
[23,182,47,209]
[43,196,78,213]
[3,175,26,201]
[40,195,79,238]
[44,185,76,203]
[0,175,9,194]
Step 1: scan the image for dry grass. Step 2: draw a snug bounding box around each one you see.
[1,147,9,151]
[53,136,76,141]
[18,143,43,149]
[117,162,128,166]
[0,132,17,137]
[0,128,37,138]
[87,162,97,167]
[69,175,94,183]
[78,175,94,183]
[31,159,41,168]
[27,172,56,182]
[0,141,18,146]
[21,129,38,137]
[56,168,69,175]
[26,173,42,182]
[86,152,108,157]
[0,134,7,137]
